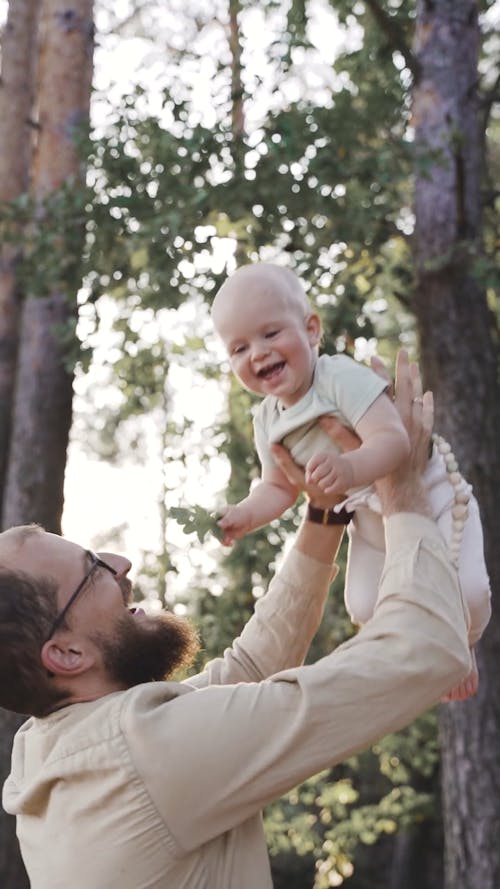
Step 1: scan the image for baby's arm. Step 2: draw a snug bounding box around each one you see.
[217,464,298,546]
[306,392,410,494]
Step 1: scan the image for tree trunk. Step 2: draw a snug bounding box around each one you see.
[0,4,39,885]
[0,0,39,503]
[228,0,248,269]
[0,3,94,881]
[2,0,94,533]
[389,819,444,889]
[0,710,29,889]
[412,3,500,887]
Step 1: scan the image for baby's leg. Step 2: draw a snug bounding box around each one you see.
[427,438,491,646]
[441,647,479,702]
[437,494,492,643]
[427,436,491,703]
[344,507,386,625]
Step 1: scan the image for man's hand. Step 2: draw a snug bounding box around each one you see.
[271,416,360,510]
[374,350,434,518]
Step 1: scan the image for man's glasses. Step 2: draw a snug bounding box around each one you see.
[46,550,117,641]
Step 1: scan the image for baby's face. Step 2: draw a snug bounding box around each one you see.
[212,280,320,407]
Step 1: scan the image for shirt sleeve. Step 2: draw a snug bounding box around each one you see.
[124,514,470,853]
[253,405,275,473]
[321,354,389,429]
[186,547,338,688]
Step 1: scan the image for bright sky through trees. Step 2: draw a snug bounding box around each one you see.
[5,0,496,586]
[53,0,363,575]
[0,0,382,586]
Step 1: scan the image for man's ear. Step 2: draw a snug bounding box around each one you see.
[41,637,95,677]
[306,312,322,347]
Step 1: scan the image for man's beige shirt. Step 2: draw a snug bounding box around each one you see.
[3,515,469,889]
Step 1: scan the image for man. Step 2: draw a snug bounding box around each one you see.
[1,352,469,889]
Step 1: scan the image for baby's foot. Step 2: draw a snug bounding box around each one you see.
[441,648,478,702]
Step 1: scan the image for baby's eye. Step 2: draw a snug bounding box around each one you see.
[231,343,247,356]
[265,329,279,339]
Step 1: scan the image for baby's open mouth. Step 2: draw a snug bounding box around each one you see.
[258,361,285,380]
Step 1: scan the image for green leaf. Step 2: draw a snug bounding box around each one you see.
[170,505,224,543]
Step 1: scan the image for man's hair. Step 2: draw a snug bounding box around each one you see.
[0,569,67,717]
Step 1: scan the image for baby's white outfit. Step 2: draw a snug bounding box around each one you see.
[254,354,491,644]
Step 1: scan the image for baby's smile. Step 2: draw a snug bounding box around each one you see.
[257,361,286,380]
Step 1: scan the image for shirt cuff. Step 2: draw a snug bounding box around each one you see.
[384,512,447,560]
[278,545,339,591]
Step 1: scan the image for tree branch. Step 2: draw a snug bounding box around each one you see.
[480,69,500,131]
[362,0,420,80]
[98,0,156,38]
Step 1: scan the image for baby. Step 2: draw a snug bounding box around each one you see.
[211,262,491,702]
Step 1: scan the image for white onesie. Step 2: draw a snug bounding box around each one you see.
[254,353,491,644]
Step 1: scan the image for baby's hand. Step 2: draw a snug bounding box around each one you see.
[217,504,252,547]
[305,452,354,495]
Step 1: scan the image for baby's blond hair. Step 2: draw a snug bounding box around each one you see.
[212,262,312,330]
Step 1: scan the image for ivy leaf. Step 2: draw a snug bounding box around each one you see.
[170,505,224,543]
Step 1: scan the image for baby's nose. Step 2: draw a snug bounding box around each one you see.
[251,339,271,361]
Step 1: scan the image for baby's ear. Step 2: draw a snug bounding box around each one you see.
[306,313,322,346]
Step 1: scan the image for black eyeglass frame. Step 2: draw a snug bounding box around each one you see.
[45,550,117,641]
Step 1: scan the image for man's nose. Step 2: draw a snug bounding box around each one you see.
[98,553,131,579]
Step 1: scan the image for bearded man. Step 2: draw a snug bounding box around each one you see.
[1,353,470,889]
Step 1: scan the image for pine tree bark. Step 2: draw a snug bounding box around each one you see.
[1,3,94,885]
[0,710,29,889]
[0,4,40,885]
[412,3,500,887]
[2,0,94,533]
[228,0,247,269]
[0,0,39,504]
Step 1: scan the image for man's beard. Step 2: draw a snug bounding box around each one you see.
[94,610,199,688]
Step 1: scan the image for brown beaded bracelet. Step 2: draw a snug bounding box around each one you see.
[306,503,354,525]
